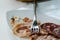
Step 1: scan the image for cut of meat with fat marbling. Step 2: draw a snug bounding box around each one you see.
[10,16,60,40]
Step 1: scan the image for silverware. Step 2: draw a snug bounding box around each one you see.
[30,0,39,33]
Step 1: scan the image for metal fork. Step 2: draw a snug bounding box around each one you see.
[30,0,40,33]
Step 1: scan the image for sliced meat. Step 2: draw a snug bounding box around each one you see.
[40,29,48,35]
[10,16,24,27]
[37,35,59,40]
[23,17,33,22]
[41,23,60,38]
[37,35,47,40]
[12,23,31,38]
[30,33,38,40]
[53,27,60,37]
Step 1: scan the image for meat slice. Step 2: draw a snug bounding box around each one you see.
[12,23,31,38]
[10,16,24,27]
[41,23,60,38]
[30,34,59,40]
[37,35,58,40]
[30,34,38,40]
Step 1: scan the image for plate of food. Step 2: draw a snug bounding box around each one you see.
[7,1,60,40]
[7,8,34,40]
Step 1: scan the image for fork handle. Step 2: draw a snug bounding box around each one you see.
[34,0,37,20]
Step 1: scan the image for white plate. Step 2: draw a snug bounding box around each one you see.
[7,8,34,40]
[7,0,60,40]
